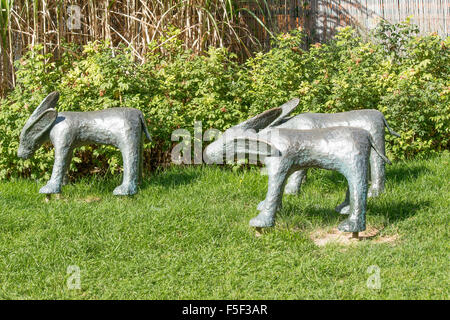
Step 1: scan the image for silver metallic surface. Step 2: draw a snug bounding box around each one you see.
[276,109,400,197]
[17,92,151,196]
[205,101,391,232]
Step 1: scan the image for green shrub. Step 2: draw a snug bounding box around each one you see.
[243,28,307,114]
[243,23,449,160]
[0,37,248,179]
[0,21,448,179]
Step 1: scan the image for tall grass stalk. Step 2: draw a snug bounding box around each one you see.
[0,0,274,96]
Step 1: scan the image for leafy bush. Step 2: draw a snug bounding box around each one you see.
[243,23,449,159]
[243,28,307,114]
[0,38,247,179]
[0,21,448,179]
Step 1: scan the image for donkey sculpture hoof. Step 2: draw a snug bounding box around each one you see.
[368,188,382,198]
[113,184,137,196]
[39,183,61,194]
[335,204,350,215]
[283,186,299,195]
[249,213,274,228]
[338,219,365,233]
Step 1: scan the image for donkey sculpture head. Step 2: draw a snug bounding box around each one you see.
[18,92,60,159]
[204,98,300,164]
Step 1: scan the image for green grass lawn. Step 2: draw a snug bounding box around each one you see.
[0,152,449,299]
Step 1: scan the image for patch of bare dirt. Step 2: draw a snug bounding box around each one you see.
[81,196,102,203]
[44,194,67,202]
[373,234,399,244]
[310,226,398,246]
[254,227,264,237]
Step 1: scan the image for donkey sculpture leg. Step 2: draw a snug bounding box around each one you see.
[250,157,292,228]
[40,145,74,194]
[62,150,73,186]
[336,157,369,232]
[284,169,308,195]
[257,168,305,210]
[335,189,350,214]
[368,137,386,198]
[114,132,142,196]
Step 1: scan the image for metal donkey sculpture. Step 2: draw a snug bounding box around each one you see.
[275,108,400,198]
[204,99,392,233]
[17,92,151,196]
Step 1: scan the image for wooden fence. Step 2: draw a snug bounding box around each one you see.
[242,0,449,47]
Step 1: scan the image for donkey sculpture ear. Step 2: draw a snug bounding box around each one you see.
[229,137,281,157]
[23,92,60,128]
[22,108,58,141]
[267,98,300,128]
[235,107,283,131]
[31,91,60,117]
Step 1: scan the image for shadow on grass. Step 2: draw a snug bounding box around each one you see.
[297,169,347,190]
[141,168,200,190]
[385,164,430,184]
[64,165,201,194]
[293,163,430,191]
[278,198,430,227]
[368,199,431,222]
[279,203,340,225]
